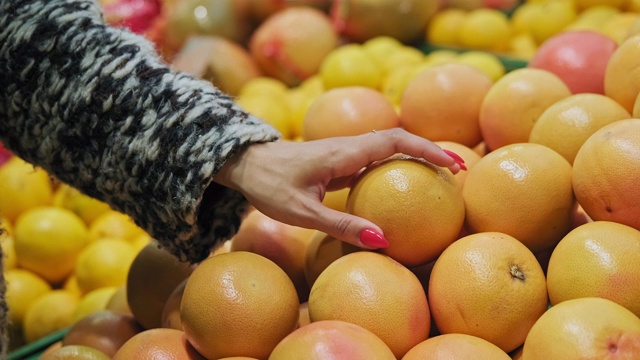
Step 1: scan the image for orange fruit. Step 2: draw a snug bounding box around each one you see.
[14,206,89,284]
[572,119,640,230]
[52,183,111,225]
[433,141,482,188]
[88,210,146,243]
[604,34,640,112]
[62,310,144,358]
[303,231,361,288]
[40,345,110,360]
[302,86,399,141]
[462,143,575,253]
[71,286,118,323]
[321,188,350,213]
[23,290,80,343]
[180,251,299,359]
[269,320,395,360]
[308,251,430,358]
[479,68,571,151]
[547,221,640,317]
[0,156,53,223]
[346,155,465,267]
[74,238,137,294]
[113,328,206,360]
[126,241,193,330]
[4,268,52,329]
[400,63,493,148]
[231,209,316,302]
[402,333,511,360]
[428,232,548,353]
[529,93,630,164]
[522,297,640,358]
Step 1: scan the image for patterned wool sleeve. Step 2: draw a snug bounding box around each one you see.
[0,0,281,263]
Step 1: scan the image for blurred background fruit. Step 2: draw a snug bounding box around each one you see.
[402,333,512,360]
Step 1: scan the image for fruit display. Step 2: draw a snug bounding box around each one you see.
[4,0,640,358]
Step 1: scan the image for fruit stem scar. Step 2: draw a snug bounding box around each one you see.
[510,264,526,281]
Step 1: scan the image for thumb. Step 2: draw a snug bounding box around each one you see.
[310,205,390,250]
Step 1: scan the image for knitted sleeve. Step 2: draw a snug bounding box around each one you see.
[0,0,281,263]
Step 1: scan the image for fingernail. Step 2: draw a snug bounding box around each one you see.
[443,149,466,164]
[458,162,467,171]
[359,228,390,248]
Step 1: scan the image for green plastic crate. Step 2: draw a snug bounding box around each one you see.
[7,328,69,360]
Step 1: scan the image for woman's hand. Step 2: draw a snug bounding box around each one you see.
[213,128,465,249]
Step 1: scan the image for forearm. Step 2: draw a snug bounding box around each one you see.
[0,0,280,262]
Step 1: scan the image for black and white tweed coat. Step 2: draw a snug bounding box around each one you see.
[0,0,280,355]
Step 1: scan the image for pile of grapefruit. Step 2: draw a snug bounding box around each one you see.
[3,0,640,359]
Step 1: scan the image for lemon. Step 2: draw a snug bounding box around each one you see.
[457,9,511,51]
[362,36,404,66]
[1,234,17,270]
[287,88,318,140]
[52,183,112,225]
[236,93,292,139]
[74,238,138,294]
[319,44,383,90]
[14,207,89,284]
[71,286,118,323]
[5,269,52,327]
[23,290,80,343]
[88,210,146,243]
[529,2,577,44]
[380,47,425,76]
[381,66,418,105]
[237,76,289,99]
[130,233,153,253]
[63,274,84,298]
[426,8,467,46]
[0,157,53,222]
[456,51,506,82]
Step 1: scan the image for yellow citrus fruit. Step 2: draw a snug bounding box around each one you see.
[428,232,548,353]
[74,238,137,294]
[361,36,404,66]
[511,3,542,34]
[129,233,153,253]
[180,251,299,359]
[528,93,630,164]
[508,33,538,61]
[308,251,430,358]
[574,0,626,10]
[236,93,292,139]
[287,88,318,139]
[105,285,132,316]
[565,5,620,32]
[88,210,146,243]
[401,63,493,148]
[426,8,467,46]
[269,320,395,359]
[4,269,52,328]
[63,274,83,298]
[23,289,80,343]
[522,297,640,358]
[40,345,111,360]
[528,2,578,44]
[479,68,571,151]
[572,119,640,230]
[346,155,465,267]
[403,333,512,360]
[237,76,289,100]
[604,34,640,112]
[0,216,12,235]
[319,44,383,90]
[455,51,506,82]
[72,286,119,323]
[1,233,17,270]
[434,141,483,188]
[52,183,112,225]
[14,206,89,283]
[321,188,350,213]
[547,221,640,317]
[602,12,640,44]
[463,143,574,253]
[0,157,53,222]
[457,9,511,51]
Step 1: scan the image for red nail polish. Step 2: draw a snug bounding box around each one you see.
[359,228,390,248]
[443,149,466,164]
[459,162,467,171]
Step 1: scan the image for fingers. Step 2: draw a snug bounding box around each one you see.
[323,128,463,176]
[304,204,389,250]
